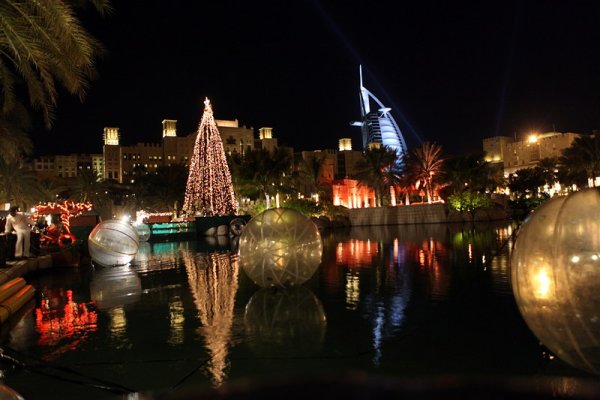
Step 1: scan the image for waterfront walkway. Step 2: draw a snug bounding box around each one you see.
[1,251,79,285]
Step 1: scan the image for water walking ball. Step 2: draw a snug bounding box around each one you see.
[239,208,323,288]
[88,219,140,266]
[134,222,151,242]
[511,188,600,375]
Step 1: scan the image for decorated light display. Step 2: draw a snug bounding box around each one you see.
[88,220,139,267]
[511,189,600,375]
[34,201,93,247]
[239,208,323,287]
[182,98,238,217]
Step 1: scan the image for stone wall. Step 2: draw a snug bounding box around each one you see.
[348,204,510,226]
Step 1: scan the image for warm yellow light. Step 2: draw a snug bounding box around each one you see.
[528,134,538,143]
[534,268,552,299]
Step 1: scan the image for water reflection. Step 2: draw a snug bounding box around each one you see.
[33,289,98,361]
[244,286,326,357]
[184,251,239,387]
[5,221,565,400]
[107,307,129,348]
[89,265,142,310]
[167,296,185,346]
[133,241,189,272]
[327,222,516,367]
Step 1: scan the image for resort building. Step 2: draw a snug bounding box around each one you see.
[483,131,581,176]
[102,119,275,183]
[298,139,364,182]
[351,66,408,158]
[32,153,104,179]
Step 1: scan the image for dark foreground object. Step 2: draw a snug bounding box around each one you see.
[162,374,600,400]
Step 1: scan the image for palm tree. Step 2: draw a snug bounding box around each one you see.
[296,152,331,202]
[37,177,68,203]
[440,153,494,196]
[0,158,41,208]
[354,146,401,207]
[534,157,559,189]
[397,152,418,205]
[410,142,445,203]
[559,134,600,188]
[0,0,110,160]
[236,148,293,208]
[132,164,188,213]
[68,168,107,203]
[507,167,546,203]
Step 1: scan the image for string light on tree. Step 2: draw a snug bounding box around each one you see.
[183,98,238,216]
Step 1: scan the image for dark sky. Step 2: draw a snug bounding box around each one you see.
[31,0,600,157]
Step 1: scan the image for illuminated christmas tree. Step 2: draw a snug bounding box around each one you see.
[183,98,238,216]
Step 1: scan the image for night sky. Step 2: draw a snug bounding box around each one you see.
[31,1,600,157]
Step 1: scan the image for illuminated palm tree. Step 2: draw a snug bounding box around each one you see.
[0,0,110,160]
[397,152,418,205]
[410,142,445,203]
[354,146,401,206]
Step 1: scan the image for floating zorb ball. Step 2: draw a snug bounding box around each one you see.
[239,208,322,287]
[511,189,600,374]
[88,220,139,266]
[134,222,151,242]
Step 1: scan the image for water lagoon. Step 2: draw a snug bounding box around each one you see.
[1,221,596,399]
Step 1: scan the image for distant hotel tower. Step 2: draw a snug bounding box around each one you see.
[352,66,408,158]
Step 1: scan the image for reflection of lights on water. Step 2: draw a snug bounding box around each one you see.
[372,305,384,367]
[336,242,343,262]
[418,250,425,267]
[345,272,360,310]
[393,238,398,263]
[468,243,473,263]
[34,289,98,360]
[168,297,185,346]
[109,307,128,345]
[335,240,379,267]
[186,252,239,387]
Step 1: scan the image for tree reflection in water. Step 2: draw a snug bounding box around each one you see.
[183,251,239,387]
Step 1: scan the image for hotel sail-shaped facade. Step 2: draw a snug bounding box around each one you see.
[353,67,408,164]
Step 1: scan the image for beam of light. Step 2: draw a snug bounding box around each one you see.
[494,4,524,136]
[310,0,423,145]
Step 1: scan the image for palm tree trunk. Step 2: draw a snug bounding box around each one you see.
[390,186,396,206]
[426,178,432,203]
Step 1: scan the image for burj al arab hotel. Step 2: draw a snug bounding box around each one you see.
[352,66,408,160]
